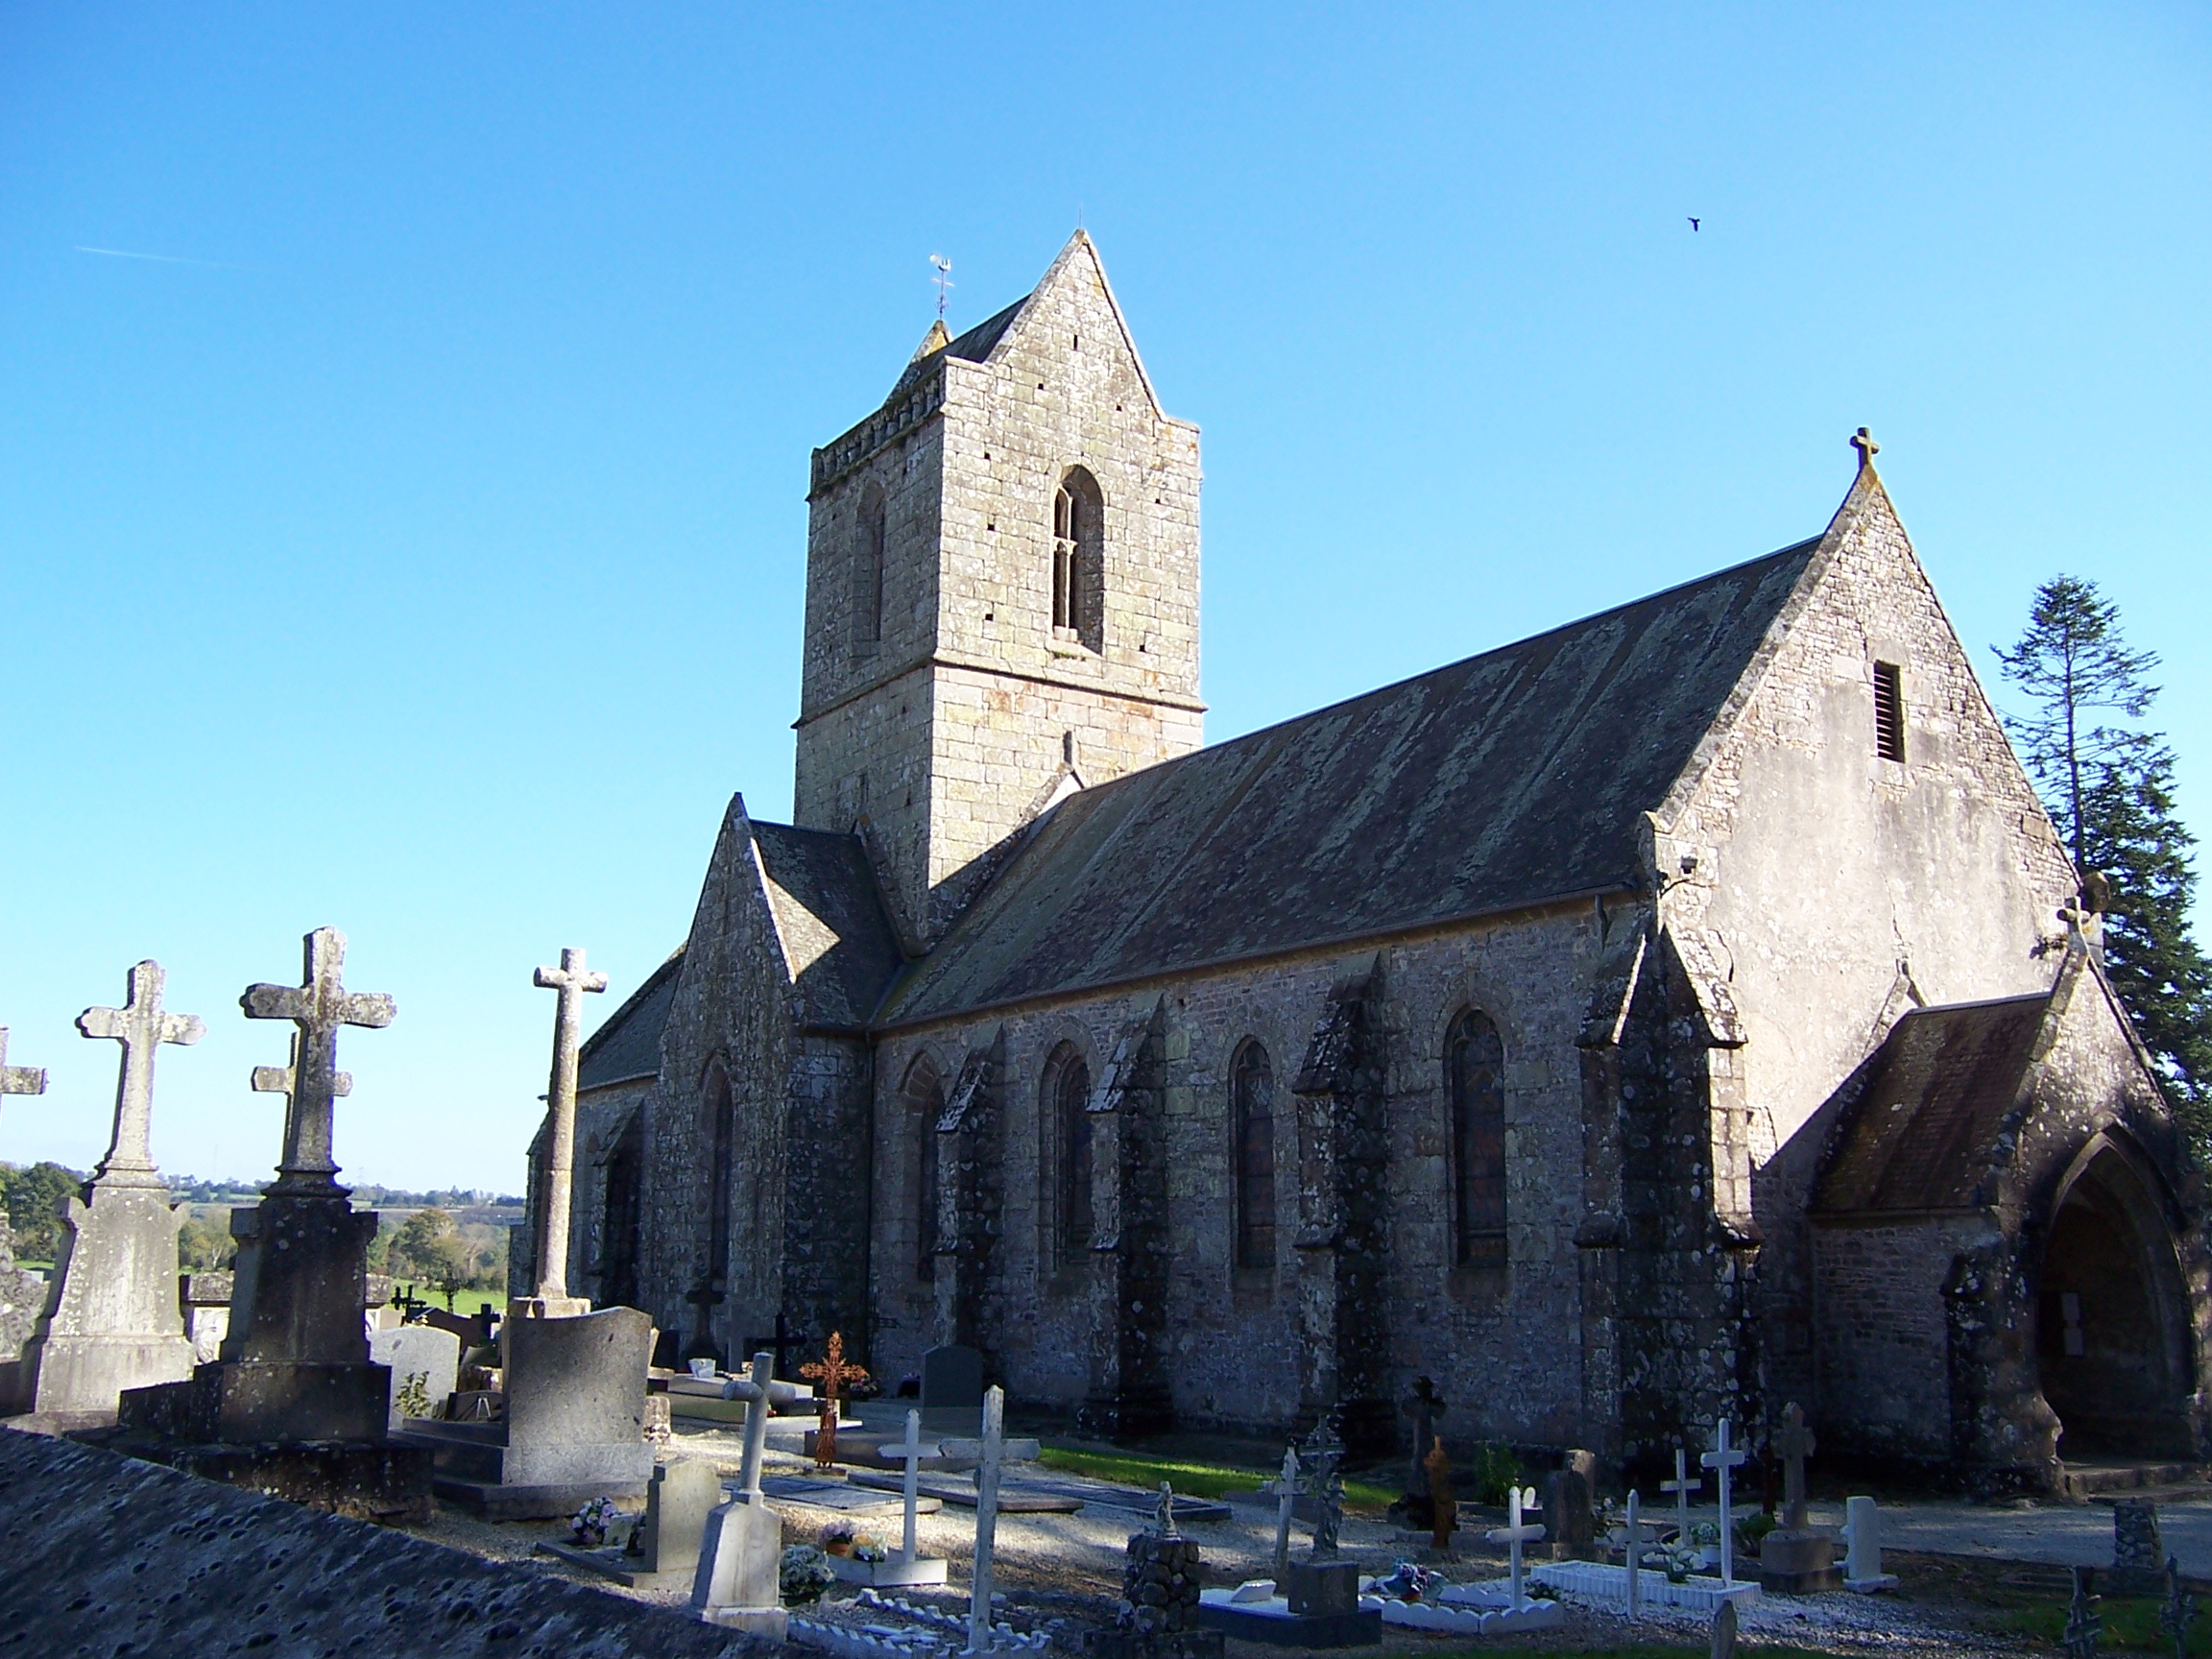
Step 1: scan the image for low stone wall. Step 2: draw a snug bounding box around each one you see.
[0,1427,767,1657]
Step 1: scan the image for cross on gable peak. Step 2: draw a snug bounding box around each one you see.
[1851,426,1880,472]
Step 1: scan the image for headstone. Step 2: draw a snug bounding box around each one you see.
[921,1342,984,1434]
[691,1485,787,1639]
[180,1272,232,1363]
[1701,1419,1748,1588]
[20,963,204,1420]
[517,947,607,1320]
[1263,1442,1308,1582]
[1841,1495,1898,1592]
[1756,1403,1840,1593]
[536,1455,724,1590]
[368,1324,460,1431]
[1710,1597,1738,1659]
[399,1304,654,1516]
[2112,1499,2164,1595]
[1542,1449,1599,1560]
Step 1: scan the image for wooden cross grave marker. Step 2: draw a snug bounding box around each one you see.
[1662,1446,1703,1551]
[1484,1484,1546,1611]
[241,926,395,1193]
[79,960,203,1189]
[937,1384,1044,1655]
[529,945,607,1307]
[882,1407,940,1568]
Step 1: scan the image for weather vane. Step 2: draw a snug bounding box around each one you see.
[930,253,953,320]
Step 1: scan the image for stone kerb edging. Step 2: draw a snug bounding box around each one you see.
[1367,1594,1566,1634]
[1527,1559,1765,1612]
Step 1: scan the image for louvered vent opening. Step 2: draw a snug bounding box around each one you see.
[1874,661,1907,762]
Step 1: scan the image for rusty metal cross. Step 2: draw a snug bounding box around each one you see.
[1851,426,1880,471]
[242,926,395,1193]
[531,945,608,1302]
[80,960,204,1188]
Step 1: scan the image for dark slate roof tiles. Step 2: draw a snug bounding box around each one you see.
[882,538,1823,1025]
[752,821,906,1030]
[577,948,684,1093]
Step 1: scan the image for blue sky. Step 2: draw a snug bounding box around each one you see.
[2,5,2205,1191]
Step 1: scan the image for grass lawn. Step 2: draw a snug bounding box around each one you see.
[1036,1444,1399,1513]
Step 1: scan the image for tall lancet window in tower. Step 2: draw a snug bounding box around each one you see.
[1446,1010,1508,1268]
[853,481,886,645]
[1051,468,1104,653]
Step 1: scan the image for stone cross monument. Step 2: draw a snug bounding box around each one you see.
[20,962,204,1417]
[243,926,396,1194]
[0,1026,50,1407]
[1756,1402,1840,1593]
[0,1027,49,1102]
[525,946,606,1317]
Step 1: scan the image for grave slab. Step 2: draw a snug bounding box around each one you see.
[1194,1589,1381,1647]
[764,1473,942,1514]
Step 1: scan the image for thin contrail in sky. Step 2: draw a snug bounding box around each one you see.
[75,245,237,270]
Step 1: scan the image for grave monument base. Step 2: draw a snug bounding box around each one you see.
[1194,1592,1380,1648]
[1086,1631,1224,1659]
[121,1357,392,1444]
[80,1429,431,1523]
[1757,1528,1844,1595]
[27,1332,198,1423]
[701,1606,788,1640]
[432,1472,651,1520]
[536,1539,697,1592]
[827,1551,950,1587]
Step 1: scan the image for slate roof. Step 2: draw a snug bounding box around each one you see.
[753,822,906,1031]
[881,537,1824,1026]
[888,298,1028,400]
[577,949,684,1093]
[1812,993,2052,1214]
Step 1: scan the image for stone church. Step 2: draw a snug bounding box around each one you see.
[531,231,2208,1491]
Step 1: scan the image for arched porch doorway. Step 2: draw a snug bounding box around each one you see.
[2037,1138,2195,1460]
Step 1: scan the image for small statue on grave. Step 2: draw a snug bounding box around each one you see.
[1152,1479,1181,1539]
[1424,1435,1456,1554]
[1395,1377,1448,1528]
[801,1330,870,1471]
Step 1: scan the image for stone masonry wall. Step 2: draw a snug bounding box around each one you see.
[867,902,1607,1449]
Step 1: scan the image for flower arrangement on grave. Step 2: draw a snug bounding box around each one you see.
[394,1369,433,1419]
[819,1522,856,1556]
[780,1544,837,1604]
[569,1496,621,1547]
[850,1532,887,1565]
[1373,1561,1442,1602]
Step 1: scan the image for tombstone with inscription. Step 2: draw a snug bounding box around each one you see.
[113,929,431,1522]
[921,1342,984,1434]
[19,963,203,1421]
[1541,1449,1599,1560]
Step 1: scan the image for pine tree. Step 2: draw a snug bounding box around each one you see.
[1997,576,2212,1105]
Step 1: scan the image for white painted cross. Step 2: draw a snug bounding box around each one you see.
[79,960,204,1190]
[241,927,395,1193]
[1662,1447,1703,1554]
[1484,1484,1546,1611]
[1701,1419,1749,1588]
[531,946,608,1304]
[883,1407,940,1567]
[937,1384,1042,1655]
[1262,1442,1307,1583]
[0,1028,47,1109]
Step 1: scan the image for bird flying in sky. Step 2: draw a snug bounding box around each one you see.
[1688,217,1700,231]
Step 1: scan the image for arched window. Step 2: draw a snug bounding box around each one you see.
[1051,468,1103,653]
[1044,1042,1094,1265]
[1232,1040,1276,1272]
[1446,1011,1507,1267]
[901,1054,944,1282]
[853,482,886,645]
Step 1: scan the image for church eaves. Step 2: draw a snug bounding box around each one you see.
[878,536,1824,1028]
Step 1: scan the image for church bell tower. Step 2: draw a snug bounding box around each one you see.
[792,233,1204,950]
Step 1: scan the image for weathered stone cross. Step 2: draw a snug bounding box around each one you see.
[1701,1419,1749,1587]
[242,927,396,1193]
[0,1027,48,1106]
[1851,426,1880,471]
[1484,1484,1546,1610]
[79,960,204,1189]
[1771,1401,1816,1530]
[529,945,607,1305]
